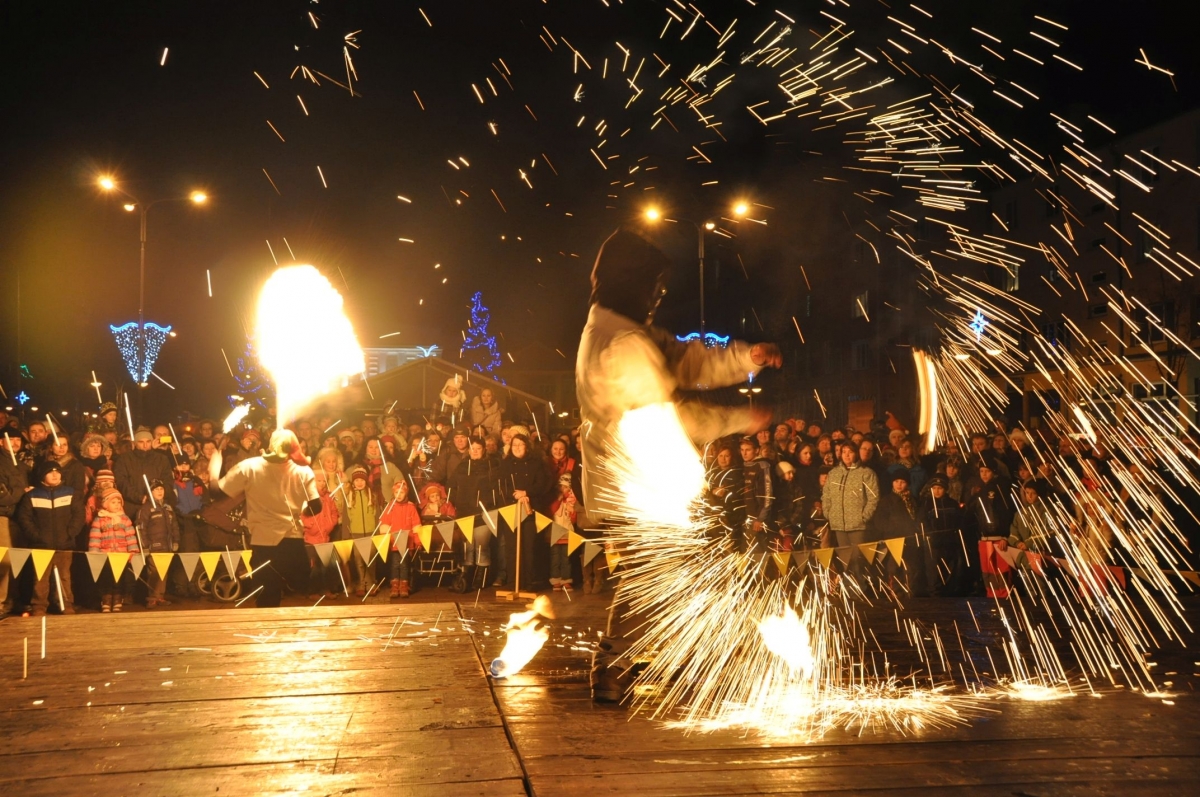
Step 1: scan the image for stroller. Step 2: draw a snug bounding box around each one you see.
[193,493,251,602]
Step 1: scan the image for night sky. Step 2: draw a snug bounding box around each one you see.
[1,0,1195,422]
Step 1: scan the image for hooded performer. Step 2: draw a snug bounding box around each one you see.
[577,228,782,702]
[207,429,321,608]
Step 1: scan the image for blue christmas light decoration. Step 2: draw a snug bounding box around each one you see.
[110,321,172,384]
[461,291,505,384]
[676,331,731,348]
[969,310,988,341]
[417,345,439,358]
[231,338,274,409]
[15,391,30,405]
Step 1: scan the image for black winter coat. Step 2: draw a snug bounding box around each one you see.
[16,485,84,550]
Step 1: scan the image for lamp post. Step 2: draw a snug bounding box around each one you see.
[97,176,207,386]
[644,201,750,335]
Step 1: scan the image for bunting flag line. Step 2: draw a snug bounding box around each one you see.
[240,550,253,570]
[884,537,906,566]
[130,553,147,580]
[31,549,55,581]
[582,540,603,566]
[85,551,108,582]
[497,504,518,531]
[455,515,475,543]
[332,539,355,564]
[151,553,175,578]
[812,547,835,569]
[199,551,222,580]
[417,524,433,553]
[772,551,791,574]
[352,536,376,564]
[372,533,390,562]
[221,550,241,579]
[435,521,456,548]
[567,528,586,554]
[857,542,879,565]
[178,552,201,580]
[550,522,569,545]
[313,542,335,566]
[108,552,130,580]
[0,546,6,567]
[534,512,553,533]
[604,544,622,572]
[791,549,811,567]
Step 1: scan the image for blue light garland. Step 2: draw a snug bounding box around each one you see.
[461,291,505,384]
[231,338,274,409]
[676,331,731,348]
[969,310,988,341]
[110,321,172,384]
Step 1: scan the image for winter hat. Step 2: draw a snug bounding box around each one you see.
[99,402,118,416]
[347,465,368,482]
[926,475,948,490]
[149,479,165,491]
[96,469,116,483]
[776,461,796,478]
[134,427,154,442]
[508,425,531,441]
[889,467,911,484]
[558,473,573,488]
[101,487,123,507]
[81,433,111,456]
[34,461,62,485]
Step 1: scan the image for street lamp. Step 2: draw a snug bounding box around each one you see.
[97,174,208,386]
[643,200,753,335]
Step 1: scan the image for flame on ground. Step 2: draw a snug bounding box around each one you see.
[256,265,364,426]
[490,595,555,678]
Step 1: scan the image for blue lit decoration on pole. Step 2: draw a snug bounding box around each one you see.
[110,321,172,385]
[15,391,30,405]
[675,331,731,348]
[969,310,988,341]
[461,291,505,383]
[231,338,274,409]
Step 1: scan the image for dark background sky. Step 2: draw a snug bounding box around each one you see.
[1,0,1195,423]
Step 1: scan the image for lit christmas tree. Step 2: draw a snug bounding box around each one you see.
[232,338,274,409]
[461,291,504,383]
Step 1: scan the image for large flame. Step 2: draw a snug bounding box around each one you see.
[490,595,555,678]
[255,265,364,425]
[757,607,815,679]
[612,403,706,526]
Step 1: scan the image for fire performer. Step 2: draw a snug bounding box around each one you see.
[577,228,782,702]
[207,429,321,607]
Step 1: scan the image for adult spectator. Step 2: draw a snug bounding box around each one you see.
[498,433,553,590]
[822,442,880,579]
[736,437,774,551]
[921,475,967,596]
[431,427,471,489]
[870,468,925,593]
[471,388,504,437]
[24,420,51,463]
[1,434,30,614]
[207,429,320,608]
[114,428,176,508]
[79,434,112,477]
[966,462,1012,597]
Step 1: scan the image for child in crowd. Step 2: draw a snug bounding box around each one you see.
[549,474,576,590]
[88,488,139,612]
[380,480,421,598]
[342,466,377,596]
[137,480,180,608]
[303,469,342,598]
[15,461,81,616]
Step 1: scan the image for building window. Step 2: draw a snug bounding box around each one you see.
[1003,266,1019,292]
[1091,271,1108,284]
[1040,321,1069,349]
[1088,304,1108,319]
[1145,302,1175,343]
[805,294,812,318]
[1090,237,1106,250]
[852,290,869,319]
[1137,228,1153,262]
[1003,200,1018,229]
[851,340,870,371]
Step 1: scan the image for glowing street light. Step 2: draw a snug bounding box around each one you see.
[641,199,757,334]
[94,173,209,398]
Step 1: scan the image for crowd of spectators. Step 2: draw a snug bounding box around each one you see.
[3,394,1196,615]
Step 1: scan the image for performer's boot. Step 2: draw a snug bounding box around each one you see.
[398,580,410,599]
[389,579,402,599]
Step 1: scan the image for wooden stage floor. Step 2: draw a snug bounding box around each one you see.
[1,593,1196,796]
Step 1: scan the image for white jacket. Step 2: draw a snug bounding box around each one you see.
[576,304,761,527]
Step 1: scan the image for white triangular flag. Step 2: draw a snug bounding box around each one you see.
[86,551,109,582]
[177,552,201,580]
[314,542,335,566]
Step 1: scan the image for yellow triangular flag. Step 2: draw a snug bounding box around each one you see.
[773,551,791,575]
[857,542,878,565]
[241,550,253,570]
[199,551,222,580]
[567,528,586,555]
[332,539,355,564]
[813,547,835,569]
[417,524,433,553]
[1180,571,1200,588]
[151,553,175,578]
[372,533,390,562]
[497,504,518,531]
[605,545,622,572]
[884,537,906,566]
[31,549,56,581]
[0,547,7,567]
[534,511,553,533]
[455,515,475,543]
[108,552,131,580]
